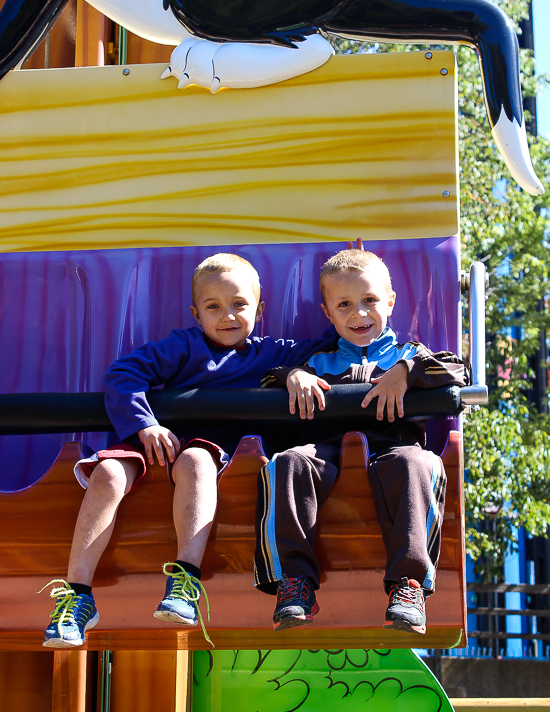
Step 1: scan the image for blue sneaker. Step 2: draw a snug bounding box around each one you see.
[154,563,212,645]
[41,580,99,648]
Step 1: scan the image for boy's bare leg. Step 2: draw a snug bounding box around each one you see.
[171,448,218,568]
[42,457,139,648]
[154,447,217,634]
[67,458,140,585]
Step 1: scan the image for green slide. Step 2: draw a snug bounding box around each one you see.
[193,648,454,712]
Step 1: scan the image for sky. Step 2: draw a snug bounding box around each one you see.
[533,0,550,137]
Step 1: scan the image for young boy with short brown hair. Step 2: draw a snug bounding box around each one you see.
[41,252,336,648]
[255,248,468,634]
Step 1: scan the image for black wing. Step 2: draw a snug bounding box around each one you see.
[0,0,69,80]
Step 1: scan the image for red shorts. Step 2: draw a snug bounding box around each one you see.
[74,438,229,492]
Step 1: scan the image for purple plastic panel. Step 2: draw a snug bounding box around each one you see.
[0,236,460,491]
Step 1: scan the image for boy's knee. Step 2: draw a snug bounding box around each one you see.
[409,449,443,480]
[275,447,337,483]
[89,458,135,497]
[173,447,217,480]
[275,449,308,472]
[371,448,443,491]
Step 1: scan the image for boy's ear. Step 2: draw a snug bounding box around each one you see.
[387,291,396,315]
[190,304,201,325]
[321,303,333,323]
[255,301,265,322]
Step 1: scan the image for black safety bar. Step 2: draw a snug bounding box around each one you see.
[0,384,463,435]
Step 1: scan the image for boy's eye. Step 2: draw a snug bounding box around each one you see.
[234,301,246,308]
[206,304,219,310]
[338,301,351,308]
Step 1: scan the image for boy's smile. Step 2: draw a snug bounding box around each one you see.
[321,269,395,347]
[191,269,264,349]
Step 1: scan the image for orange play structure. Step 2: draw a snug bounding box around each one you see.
[0,5,476,710]
[0,431,465,652]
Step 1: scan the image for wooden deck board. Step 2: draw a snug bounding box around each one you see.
[0,432,465,650]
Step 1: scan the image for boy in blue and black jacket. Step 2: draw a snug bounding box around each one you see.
[255,249,468,635]
[40,252,336,648]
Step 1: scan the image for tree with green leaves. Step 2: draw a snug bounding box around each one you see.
[458,0,550,577]
[332,0,550,579]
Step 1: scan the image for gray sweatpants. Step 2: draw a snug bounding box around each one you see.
[254,441,446,595]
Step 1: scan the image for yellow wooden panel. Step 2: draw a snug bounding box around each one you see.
[0,51,458,253]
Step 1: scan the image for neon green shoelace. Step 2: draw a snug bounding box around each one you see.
[162,563,213,647]
[38,579,80,637]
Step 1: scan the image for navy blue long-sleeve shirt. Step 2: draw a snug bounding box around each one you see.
[103,325,336,441]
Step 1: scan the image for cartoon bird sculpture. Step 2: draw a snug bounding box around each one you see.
[0,0,543,195]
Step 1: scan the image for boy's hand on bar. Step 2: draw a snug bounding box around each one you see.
[287,368,331,420]
[138,425,181,466]
[361,362,408,422]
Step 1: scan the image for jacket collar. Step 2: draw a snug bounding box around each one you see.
[338,327,398,362]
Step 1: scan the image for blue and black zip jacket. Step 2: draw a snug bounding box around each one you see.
[261,327,468,447]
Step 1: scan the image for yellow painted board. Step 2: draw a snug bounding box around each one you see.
[0,51,458,253]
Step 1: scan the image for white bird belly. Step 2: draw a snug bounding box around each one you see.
[85,0,189,45]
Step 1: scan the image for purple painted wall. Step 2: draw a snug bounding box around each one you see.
[0,236,460,491]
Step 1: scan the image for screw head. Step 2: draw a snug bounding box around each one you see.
[425,52,433,59]
[442,190,450,198]
[440,68,448,76]
[123,68,130,76]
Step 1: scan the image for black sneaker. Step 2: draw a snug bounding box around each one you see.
[273,574,319,631]
[384,577,426,634]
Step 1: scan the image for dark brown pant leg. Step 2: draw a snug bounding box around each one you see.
[254,443,339,595]
[368,445,446,593]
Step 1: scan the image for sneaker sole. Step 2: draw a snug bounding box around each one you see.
[383,618,426,635]
[42,611,100,648]
[153,610,198,626]
[273,602,320,631]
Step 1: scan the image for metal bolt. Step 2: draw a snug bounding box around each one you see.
[440,68,448,76]
[425,52,433,59]
[123,68,130,76]
[442,190,450,198]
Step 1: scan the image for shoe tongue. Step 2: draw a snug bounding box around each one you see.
[408,579,421,589]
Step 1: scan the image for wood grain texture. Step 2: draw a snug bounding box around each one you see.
[0,651,54,711]
[0,52,458,253]
[110,651,185,712]
[52,650,88,712]
[0,433,465,650]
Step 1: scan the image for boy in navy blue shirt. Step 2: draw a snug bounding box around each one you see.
[41,253,335,648]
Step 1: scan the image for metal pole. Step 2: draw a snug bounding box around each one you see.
[118,27,128,66]
[461,261,489,405]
